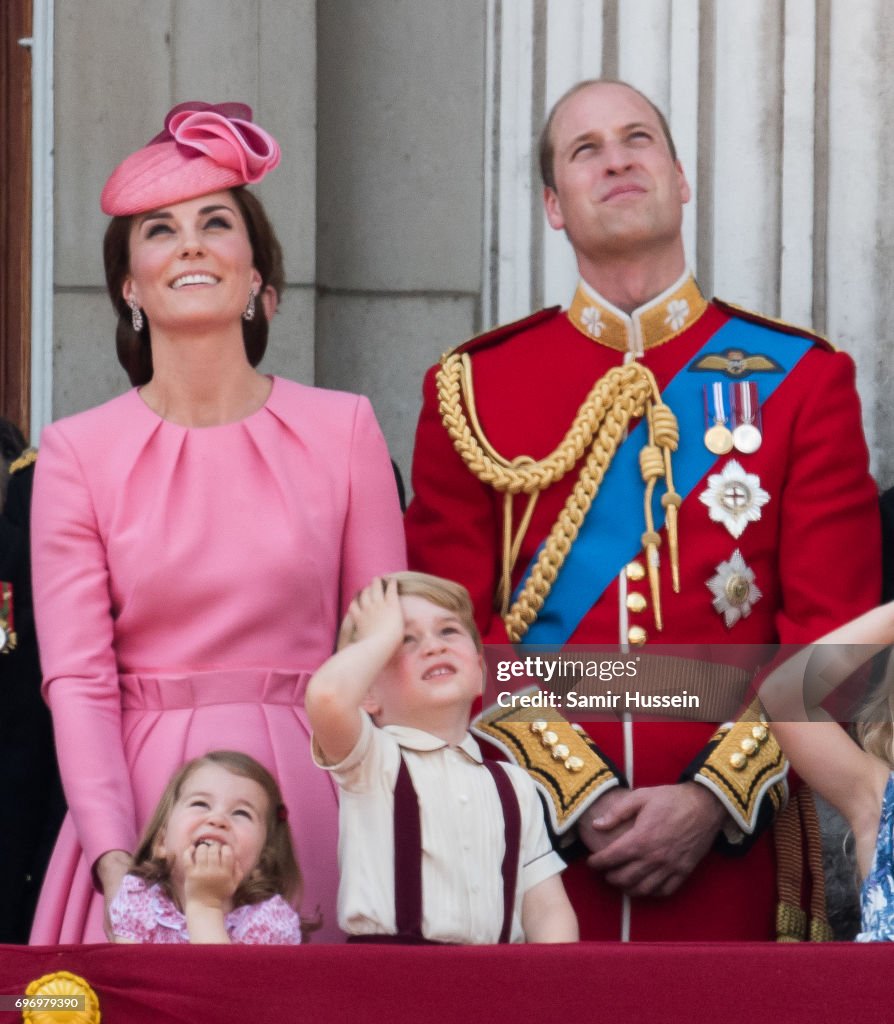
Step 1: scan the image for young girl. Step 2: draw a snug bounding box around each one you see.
[760,603,894,941]
[110,751,303,944]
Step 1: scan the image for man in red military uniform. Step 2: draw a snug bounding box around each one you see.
[405,80,880,940]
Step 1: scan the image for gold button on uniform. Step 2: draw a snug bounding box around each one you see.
[627,625,647,646]
[740,737,758,756]
[730,751,747,770]
[752,724,768,743]
[626,592,648,613]
[626,561,646,581]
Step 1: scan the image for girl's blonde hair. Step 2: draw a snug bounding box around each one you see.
[855,654,894,769]
[131,750,302,907]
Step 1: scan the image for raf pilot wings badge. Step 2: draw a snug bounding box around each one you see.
[689,349,784,378]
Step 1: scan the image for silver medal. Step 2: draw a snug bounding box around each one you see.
[732,422,762,454]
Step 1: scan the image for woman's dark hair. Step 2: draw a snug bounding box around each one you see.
[0,419,26,465]
[103,187,285,387]
[0,418,27,506]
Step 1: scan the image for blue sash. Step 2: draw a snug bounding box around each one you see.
[517,318,812,645]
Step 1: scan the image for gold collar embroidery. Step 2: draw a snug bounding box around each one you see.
[567,272,707,356]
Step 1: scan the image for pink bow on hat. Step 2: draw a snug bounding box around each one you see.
[158,102,280,183]
[101,100,281,216]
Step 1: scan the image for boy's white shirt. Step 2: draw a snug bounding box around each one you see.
[313,711,565,943]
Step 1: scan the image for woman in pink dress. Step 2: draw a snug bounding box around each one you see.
[29,102,406,944]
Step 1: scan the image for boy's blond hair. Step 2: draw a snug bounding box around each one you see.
[390,571,482,652]
[341,571,483,653]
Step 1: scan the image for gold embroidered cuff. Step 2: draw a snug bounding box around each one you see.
[689,704,789,835]
[471,694,620,836]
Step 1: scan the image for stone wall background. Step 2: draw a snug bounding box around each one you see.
[46,0,894,490]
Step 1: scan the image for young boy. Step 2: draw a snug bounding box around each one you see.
[306,571,578,944]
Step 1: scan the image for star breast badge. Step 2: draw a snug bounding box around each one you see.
[706,549,763,627]
[699,460,769,539]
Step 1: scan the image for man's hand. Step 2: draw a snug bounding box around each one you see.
[583,783,727,898]
[577,787,636,857]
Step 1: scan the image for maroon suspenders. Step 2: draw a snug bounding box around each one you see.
[391,752,522,943]
[392,751,426,940]
[481,759,522,943]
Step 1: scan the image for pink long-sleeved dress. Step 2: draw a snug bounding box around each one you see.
[29,377,406,943]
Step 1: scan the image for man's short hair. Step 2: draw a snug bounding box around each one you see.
[538,79,679,191]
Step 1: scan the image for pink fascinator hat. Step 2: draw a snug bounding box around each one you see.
[101,101,280,216]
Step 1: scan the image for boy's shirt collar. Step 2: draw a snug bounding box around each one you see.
[383,723,483,763]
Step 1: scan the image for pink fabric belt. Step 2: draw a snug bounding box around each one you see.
[119,668,311,709]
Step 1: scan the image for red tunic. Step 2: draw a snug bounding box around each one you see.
[405,282,880,940]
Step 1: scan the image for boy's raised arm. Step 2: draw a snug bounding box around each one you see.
[306,577,403,764]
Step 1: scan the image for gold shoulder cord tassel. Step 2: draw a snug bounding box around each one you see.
[436,353,680,642]
[638,401,682,628]
[654,403,682,593]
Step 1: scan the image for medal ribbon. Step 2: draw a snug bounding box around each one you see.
[0,582,14,653]
[733,381,758,426]
[708,382,728,426]
[515,318,812,645]
[0,582,13,633]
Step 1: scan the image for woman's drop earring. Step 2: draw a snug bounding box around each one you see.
[128,298,144,333]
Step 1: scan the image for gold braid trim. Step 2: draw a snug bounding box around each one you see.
[800,787,834,941]
[9,447,37,474]
[773,788,835,942]
[774,788,805,940]
[436,352,680,642]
